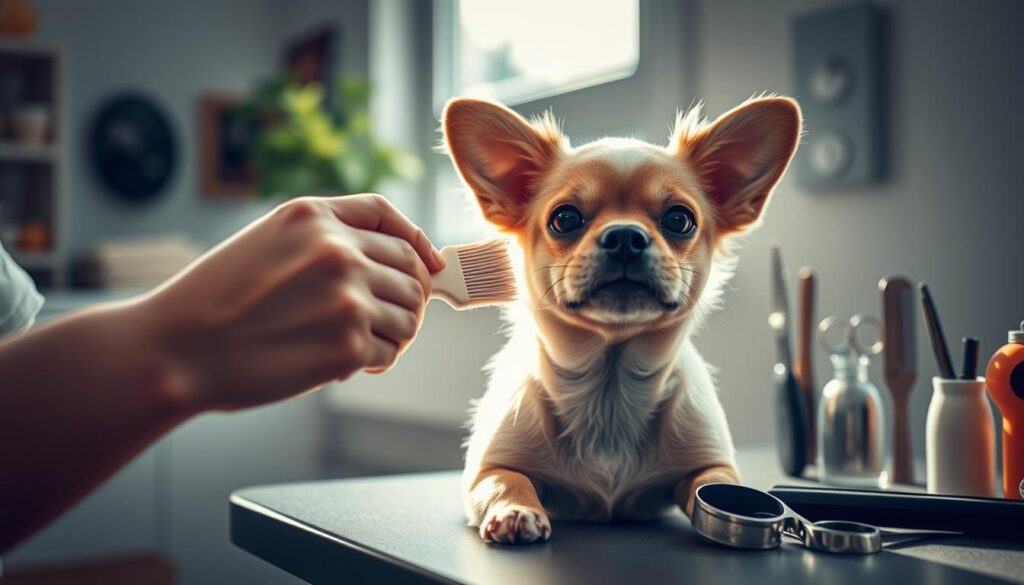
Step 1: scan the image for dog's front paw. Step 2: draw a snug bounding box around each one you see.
[480,504,551,545]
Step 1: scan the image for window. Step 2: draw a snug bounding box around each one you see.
[432,0,641,244]
[435,0,640,107]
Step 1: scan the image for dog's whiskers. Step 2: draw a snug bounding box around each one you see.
[539,272,575,306]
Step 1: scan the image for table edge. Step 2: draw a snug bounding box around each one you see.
[229,492,461,585]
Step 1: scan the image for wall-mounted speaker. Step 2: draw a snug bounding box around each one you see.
[793,3,886,188]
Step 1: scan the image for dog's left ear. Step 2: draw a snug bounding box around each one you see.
[443,98,563,229]
[676,97,801,235]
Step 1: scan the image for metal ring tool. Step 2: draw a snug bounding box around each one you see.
[817,314,884,357]
[690,483,951,554]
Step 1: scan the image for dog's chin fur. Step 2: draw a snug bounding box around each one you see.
[446,96,801,542]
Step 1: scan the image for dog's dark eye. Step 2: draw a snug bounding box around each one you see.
[549,205,584,235]
[661,205,697,237]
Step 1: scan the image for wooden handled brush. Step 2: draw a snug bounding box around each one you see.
[794,268,816,464]
[880,276,917,485]
[431,240,517,309]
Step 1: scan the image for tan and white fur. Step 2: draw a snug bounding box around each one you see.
[443,96,801,544]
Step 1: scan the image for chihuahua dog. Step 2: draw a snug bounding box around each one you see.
[443,96,801,544]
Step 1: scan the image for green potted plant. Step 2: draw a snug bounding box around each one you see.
[240,75,423,198]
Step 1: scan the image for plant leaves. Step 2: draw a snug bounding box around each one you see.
[241,74,421,198]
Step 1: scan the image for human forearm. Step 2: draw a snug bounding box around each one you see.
[0,195,442,552]
[0,298,190,553]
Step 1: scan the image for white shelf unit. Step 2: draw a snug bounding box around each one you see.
[0,41,66,289]
[0,140,59,162]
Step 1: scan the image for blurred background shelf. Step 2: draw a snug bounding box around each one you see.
[0,41,66,288]
[0,140,57,161]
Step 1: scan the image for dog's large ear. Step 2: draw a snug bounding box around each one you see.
[443,98,563,229]
[676,97,801,235]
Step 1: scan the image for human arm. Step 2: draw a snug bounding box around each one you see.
[0,194,444,552]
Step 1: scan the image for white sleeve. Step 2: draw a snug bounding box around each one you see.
[0,242,44,335]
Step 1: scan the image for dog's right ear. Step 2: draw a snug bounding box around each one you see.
[443,99,563,229]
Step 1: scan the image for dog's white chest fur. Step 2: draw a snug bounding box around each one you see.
[462,318,737,523]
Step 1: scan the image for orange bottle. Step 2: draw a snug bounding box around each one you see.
[985,321,1024,500]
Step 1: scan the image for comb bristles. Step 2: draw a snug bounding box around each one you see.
[462,276,510,284]
[466,282,513,291]
[455,240,516,301]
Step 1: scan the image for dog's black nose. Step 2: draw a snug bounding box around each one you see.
[598,225,650,262]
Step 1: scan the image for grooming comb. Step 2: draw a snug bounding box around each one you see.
[431,240,517,309]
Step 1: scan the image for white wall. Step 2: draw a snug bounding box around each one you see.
[693,0,1024,454]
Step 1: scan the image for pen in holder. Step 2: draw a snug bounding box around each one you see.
[925,376,996,497]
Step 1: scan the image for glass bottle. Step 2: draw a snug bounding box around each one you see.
[817,353,889,487]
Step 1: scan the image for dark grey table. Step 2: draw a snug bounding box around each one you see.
[231,467,1024,584]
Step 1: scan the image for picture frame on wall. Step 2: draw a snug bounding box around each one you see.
[283,26,338,106]
[198,94,258,198]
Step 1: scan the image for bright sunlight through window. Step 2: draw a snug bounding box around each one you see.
[433,0,640,244]
[447,0,639,104]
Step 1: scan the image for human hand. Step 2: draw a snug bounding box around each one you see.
[131,194,445,412]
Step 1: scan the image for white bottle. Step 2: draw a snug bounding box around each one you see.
[925,377,996,496]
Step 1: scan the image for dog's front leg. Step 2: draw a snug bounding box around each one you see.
[673,465,741,517]
[468,468,551,544]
